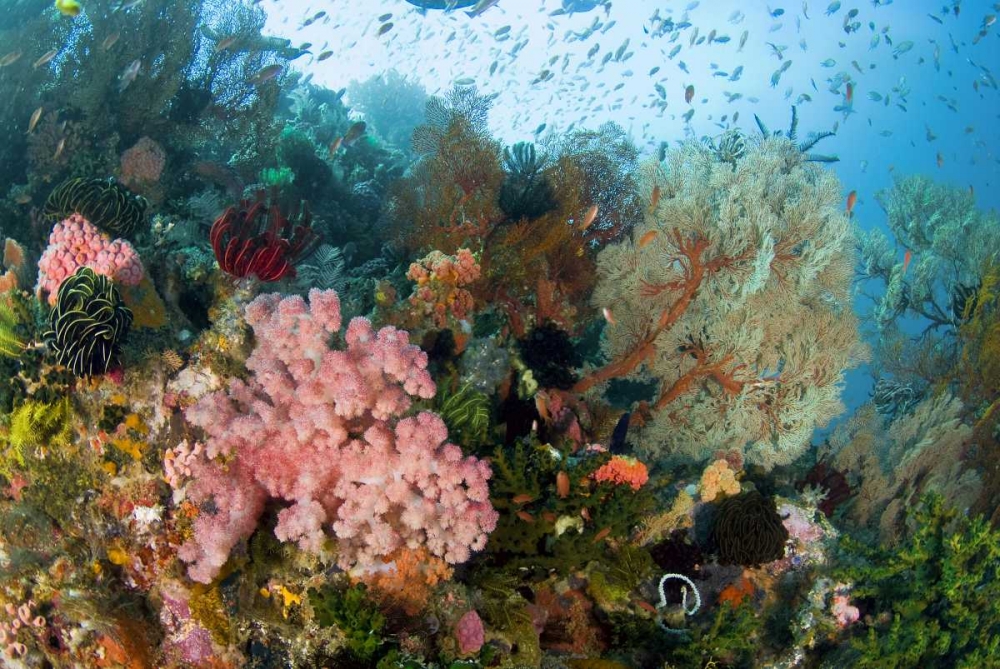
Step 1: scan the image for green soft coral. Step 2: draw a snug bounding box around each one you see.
[836,493,1000,668]
[486,437,655,573]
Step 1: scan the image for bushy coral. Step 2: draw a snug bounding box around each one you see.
[309,583,388,661]
[406,248,481,329]
[581,138,864,468]
[591,455,649,491]
[699,458,741,502]
[177,289,498,583]
[836,494,1000,668]
[829,395,981,542]
[36,214,144,304]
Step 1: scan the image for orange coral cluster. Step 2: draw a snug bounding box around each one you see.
[699,458,741,502]
[591,455,649,491]
[393,94,606,338]
[358,547,454,616]
[406,248,481,329]
[718,575,755,608]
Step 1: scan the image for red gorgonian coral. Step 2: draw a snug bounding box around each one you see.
[209,193,319,282]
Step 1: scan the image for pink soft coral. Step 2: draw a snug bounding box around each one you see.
[120,136,166,186]
[36,214,144,303]
[179,290,498,583]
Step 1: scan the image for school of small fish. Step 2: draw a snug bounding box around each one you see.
[6,0,992,232]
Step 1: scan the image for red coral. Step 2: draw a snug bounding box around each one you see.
[209,194,319,282]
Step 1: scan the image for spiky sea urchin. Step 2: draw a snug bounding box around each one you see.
[45,267,133,377]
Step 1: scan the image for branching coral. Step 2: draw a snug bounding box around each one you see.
[395,87,504,255]
[835,494,1000,668]
[579,138,864,468]
[858,176,999,394]
[177,289,498,583]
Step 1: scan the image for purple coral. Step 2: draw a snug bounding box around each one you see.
[178,289,498,583]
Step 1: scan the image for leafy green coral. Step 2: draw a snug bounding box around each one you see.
[835,493,1000,668]
[309,583,388,663]
[0,293,30,360]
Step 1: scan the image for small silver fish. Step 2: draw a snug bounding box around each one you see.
[118,59,141,92]
[26,107,43,134]
[33,49,58,69]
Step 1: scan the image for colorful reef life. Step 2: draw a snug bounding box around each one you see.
[0,1,995,667]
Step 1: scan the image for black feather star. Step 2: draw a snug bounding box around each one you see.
[44,177,148,238]
[45,267,133,377]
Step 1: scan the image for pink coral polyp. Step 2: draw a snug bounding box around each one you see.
[179,289,498,583]
[36,214,144,303]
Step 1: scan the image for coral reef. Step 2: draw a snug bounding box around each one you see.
[406,247,481,330]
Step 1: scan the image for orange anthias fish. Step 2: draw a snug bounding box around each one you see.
[650,184,661,210]
[845,82,854,104]
[511,493,534,505]
[579,203,599,231]
[902,249,912,275]
[556,470,570,499]
[516,510,535,524]
[846,190,857,217]
[602,306,616,326]
[592,527,612,544]
[936,152,944,168]
[638,229,659,248]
